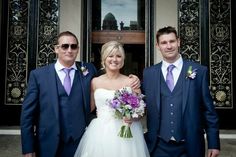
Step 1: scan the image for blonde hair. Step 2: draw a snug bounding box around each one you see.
[100,41,125,69]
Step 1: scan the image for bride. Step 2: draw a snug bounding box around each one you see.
[74,41,150,157]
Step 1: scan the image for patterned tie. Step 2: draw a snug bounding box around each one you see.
[166,64,175,92]
[63,68,72,95]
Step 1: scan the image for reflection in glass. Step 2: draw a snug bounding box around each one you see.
[102,0,137,30]
[91,0,146,79]
[102,12,118,30]
[92,0,145,31]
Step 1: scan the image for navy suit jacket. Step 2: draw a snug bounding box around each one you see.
[20,62,97,156]
[142,60,220,157]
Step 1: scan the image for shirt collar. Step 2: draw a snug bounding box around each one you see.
[162,55,183,71]
[55,60,78,71]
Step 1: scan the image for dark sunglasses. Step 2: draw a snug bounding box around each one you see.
[57,44,78,50]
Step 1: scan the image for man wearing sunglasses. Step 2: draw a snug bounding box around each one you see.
[20,31,140,157]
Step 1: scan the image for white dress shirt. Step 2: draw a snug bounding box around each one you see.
[54,60,77,86]
[161,56,183,87]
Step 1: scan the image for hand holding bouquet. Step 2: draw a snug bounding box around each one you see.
[106,87,146,138]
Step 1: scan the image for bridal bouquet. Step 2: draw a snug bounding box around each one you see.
[106,87,146,138]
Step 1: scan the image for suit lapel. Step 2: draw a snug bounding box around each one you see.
[155,64,162,113]
[76,63,89,125]
[182,61,190,114]
[47,64,60,120]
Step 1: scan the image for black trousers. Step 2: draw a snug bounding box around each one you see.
[151,138,188,157]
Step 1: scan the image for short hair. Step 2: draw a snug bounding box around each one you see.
[55,31,79,45]
[100,41,125,69]
[156,26,178,43]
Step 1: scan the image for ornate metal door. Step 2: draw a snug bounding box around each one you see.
[0,0,59,125]
[178,0,236,128]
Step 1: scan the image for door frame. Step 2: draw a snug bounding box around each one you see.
[81,0,155,67]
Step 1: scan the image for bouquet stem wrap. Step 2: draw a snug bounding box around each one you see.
[118,122,133,138]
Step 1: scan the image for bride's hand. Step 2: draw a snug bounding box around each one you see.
[123,117,133,126]
[123,116,141,126]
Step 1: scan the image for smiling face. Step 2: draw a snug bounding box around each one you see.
[101,41,125,71]
[105,50,124,71]
[156,32,180,63]
[54,35,79,67]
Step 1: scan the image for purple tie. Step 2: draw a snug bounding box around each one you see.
[63,68,72,95]
[166,64,175,92]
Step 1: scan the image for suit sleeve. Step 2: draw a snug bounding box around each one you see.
[201,67,220,149]
[20,71,39,154]
[88,62,98,77]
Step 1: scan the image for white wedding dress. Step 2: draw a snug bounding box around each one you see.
[74,87,150,157]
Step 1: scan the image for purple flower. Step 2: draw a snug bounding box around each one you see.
[127,95,139,108]
[106,87,146,138]
[110,99,121,108]
[107,87,146,118]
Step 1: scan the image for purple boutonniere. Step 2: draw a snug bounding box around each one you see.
[186,66,197,79]
[80,62,89,76]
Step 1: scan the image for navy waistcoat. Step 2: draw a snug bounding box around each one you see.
[56,70,86,142]
[159,71,184,142]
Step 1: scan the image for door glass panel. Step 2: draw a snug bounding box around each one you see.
[91,0,145,79]
[92,0,145,31]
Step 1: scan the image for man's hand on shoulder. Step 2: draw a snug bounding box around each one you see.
[128,74,140,90]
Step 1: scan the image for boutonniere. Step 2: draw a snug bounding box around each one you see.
[80,62,89,76]
[186,66,197,79]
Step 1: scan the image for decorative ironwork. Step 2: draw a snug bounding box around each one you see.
[178,0,200,62]
[209,0,232,108]
[37,0,59,67]
[178,0,233,108]
[5,0,59,105]
[5,0,29,105]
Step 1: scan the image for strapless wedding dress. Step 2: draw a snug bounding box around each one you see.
[74,87,150,157]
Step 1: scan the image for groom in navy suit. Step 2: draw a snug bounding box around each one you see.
[143,26,220,157]
[20,31,97,157]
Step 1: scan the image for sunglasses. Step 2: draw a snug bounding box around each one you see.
[57,44,78,50]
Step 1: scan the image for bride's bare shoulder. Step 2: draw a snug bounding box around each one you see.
[119,74,132,87]
[92,74,106,81]
[120,74,129,80]
[91,75,106,88]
